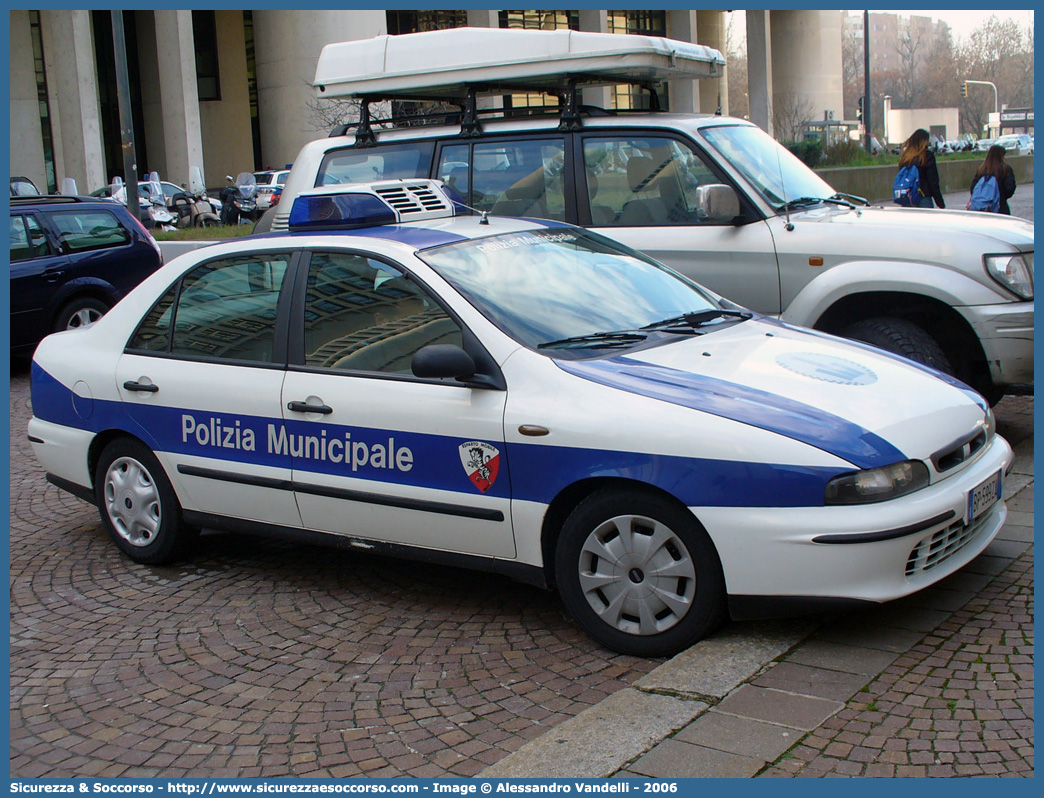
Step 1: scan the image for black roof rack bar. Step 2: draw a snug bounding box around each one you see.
[459,88,482,139]
[10,195,92,204]
[329,78,666,145]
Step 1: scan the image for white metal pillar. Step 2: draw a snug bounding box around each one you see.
[153,11,205,187]
[9,10,48,191]
[746,10,773,136]
[39,9,105,193]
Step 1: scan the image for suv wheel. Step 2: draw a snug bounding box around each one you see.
[56,297,108,332]
[843,317,952,374]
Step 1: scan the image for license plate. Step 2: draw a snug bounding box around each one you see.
[967,471,1002,523]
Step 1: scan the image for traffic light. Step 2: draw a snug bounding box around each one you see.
[857,96,864,121]
[961,82,968,98]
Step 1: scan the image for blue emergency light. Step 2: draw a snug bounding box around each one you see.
[288,192,398,231]
[288,180,459,232]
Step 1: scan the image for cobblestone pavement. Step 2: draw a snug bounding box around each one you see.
[8,366,659,779]
[760,545,1034,777]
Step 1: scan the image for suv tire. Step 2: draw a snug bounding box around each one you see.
[843,317,952,374]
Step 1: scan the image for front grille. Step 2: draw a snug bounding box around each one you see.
[905,509,995,576]
[931,428,987,474]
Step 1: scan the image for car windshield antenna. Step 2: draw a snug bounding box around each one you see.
[775,141,794,231]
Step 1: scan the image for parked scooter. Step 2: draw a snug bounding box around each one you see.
[171,189,221,228]
[144,172,177,231]
[220,172,258,225]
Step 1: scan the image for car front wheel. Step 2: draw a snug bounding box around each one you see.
[555,488,726,657]
[94,438,188,564]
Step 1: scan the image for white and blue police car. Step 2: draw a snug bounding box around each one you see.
[28,179,1013,656]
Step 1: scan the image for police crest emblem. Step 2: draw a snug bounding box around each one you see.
[458,441,500,493]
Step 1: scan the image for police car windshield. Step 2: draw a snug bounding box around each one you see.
[419,228,721,353]
[703,125,836,210]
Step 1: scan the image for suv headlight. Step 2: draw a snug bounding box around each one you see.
[824,460,930,505]
[985,252,1033,300]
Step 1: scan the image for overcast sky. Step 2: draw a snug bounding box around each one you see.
[852,9,1034,41]
[727,9,1034,45]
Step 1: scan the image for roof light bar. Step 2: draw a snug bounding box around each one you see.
[288,179,457,232]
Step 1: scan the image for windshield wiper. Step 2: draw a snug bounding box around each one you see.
[642,309,752,331]
[537,330,648,350]
[776,196,824,212]
[829,191,870,207]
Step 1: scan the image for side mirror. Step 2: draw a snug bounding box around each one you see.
[412,344,476,381]
[696,184,741,224]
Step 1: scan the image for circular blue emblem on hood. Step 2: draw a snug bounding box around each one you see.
[776,352,878,385]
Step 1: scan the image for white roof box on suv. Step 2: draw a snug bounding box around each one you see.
[313,27,726,101]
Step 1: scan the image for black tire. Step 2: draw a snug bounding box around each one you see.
[554,488,726,657]
[55,297,108,333]
[843,316,952,374]
[94,438,188,565]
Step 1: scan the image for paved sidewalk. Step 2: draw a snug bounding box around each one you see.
[483,394,1034,779]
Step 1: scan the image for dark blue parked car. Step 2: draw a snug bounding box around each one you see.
[9,195,164,354]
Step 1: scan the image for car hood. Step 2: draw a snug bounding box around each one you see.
[554,319,989,469]
[792,204,1033,251]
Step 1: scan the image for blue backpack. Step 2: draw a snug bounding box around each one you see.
[893,164,921,206]
[969,175,1000,212]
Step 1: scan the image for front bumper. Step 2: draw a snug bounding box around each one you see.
[959,301,1034,386]
[696,434,1013,604]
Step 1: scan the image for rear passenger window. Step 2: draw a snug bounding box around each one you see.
[437,139,566,221]
[48,210,130,252]
[582,136,719,226]
[317,142,434,187]
[302,251,462,376]
[128,255,291,363]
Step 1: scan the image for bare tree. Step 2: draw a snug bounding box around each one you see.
[772,92,815,143]
[957,15,1034,135]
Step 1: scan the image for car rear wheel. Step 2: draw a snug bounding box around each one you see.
[555,488,726,657]
[56,297,108,332]
[94,438,188,564]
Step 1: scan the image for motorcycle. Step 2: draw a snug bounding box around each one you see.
[143,172,177,231]
[220,172,258,225]
[108,175,175,231]
[171,189,221,228]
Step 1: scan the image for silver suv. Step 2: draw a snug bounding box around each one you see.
[263,111,1033,404]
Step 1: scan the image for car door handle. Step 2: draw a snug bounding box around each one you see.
[287,400,333,415]
[44,270,64,282]
[123,380,159,393]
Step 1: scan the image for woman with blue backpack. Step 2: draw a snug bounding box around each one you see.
[893,128,945,208]
[968,144,1016,214]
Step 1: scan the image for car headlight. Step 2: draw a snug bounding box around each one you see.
[985,406,997,441]
[824,460,930,505]
[985,252,1033,300]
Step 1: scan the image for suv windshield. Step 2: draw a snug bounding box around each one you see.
[419,228,722,352]
[703,124,837,211]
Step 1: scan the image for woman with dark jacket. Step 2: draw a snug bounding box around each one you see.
[970,144,1017,215]
[897,128,945,208]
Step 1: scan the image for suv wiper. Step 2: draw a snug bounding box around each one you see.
[642,309,752,331]
[776,196,824,212]
[829,191,870,207]
[537,330,648,350]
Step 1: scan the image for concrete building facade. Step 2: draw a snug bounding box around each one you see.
[9,9,844,195]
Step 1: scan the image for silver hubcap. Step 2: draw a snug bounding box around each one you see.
[103,456,161,548]
[578,514,697,636]
[66,307,102,330]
